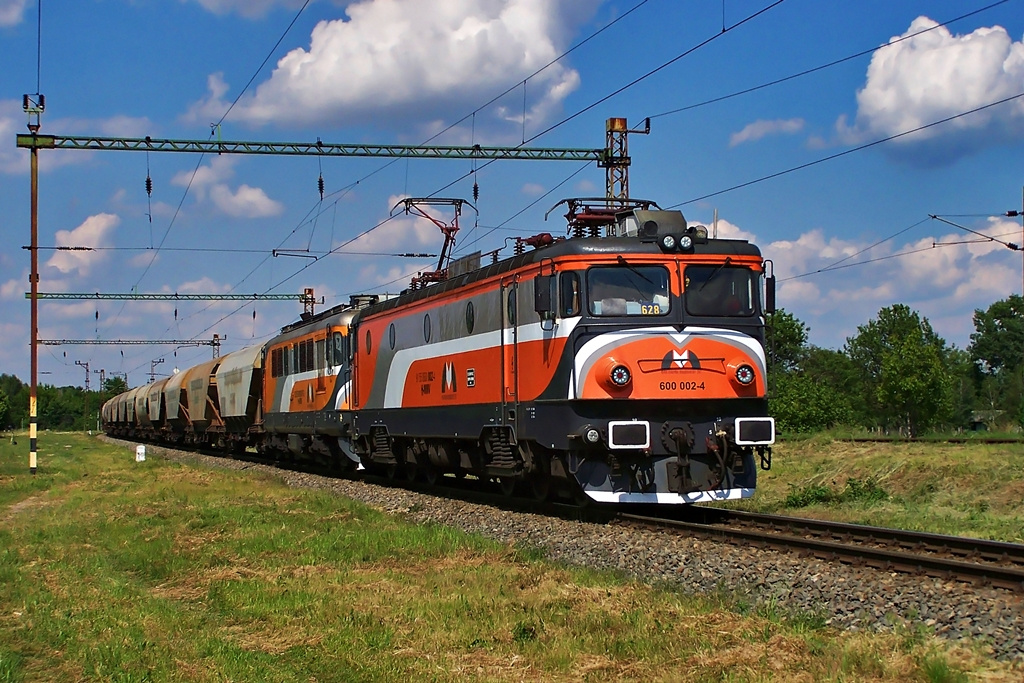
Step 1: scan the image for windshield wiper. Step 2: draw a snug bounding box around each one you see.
[616,255,655,285]
[698,257,731,292]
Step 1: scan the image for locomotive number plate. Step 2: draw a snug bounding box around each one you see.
[639,303,661,315]
[658,381,705,392]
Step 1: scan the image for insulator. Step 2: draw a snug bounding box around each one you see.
[22,94,29,109]
[145,175,153,196]
[589,225,601,238]
[174,308,178,320]
[514,239,525,256]
[318,174,325,200]
[38,94,44,110]
[472,181,479,202]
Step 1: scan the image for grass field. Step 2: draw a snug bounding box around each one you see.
[1,432,1022,682]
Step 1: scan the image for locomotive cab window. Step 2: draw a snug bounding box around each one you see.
[330,331,346,367]
[587,265,670,316]
[684,265,757,317]
[559,271,581,317]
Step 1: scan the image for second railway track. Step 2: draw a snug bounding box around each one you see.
[617,507,1024,592]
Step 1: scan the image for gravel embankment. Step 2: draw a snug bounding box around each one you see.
[115,440,1024,661]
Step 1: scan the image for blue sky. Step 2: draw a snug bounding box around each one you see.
[2,0,1023,389]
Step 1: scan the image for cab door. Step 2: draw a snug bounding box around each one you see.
[500,277,519,425]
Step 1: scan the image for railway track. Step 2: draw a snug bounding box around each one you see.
[617,507,1024,592]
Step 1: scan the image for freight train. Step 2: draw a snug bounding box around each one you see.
[102,199,776,505]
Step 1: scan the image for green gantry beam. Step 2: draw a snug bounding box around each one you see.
[38,339,218,346]
[16,134,608,162]
[27,292,307,301]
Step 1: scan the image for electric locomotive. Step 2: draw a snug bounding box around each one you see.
[343,198,775,503]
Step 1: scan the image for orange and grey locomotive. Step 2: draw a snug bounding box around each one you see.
[103,200,775,505]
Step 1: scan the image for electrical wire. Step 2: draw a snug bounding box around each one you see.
[215,0,312,128]
[526,0,787,144]
[810,217,930,274]
[645,0,1010,121]
[668,91,1024,208]
[780,224,1021,282]
[929,215,1021,250]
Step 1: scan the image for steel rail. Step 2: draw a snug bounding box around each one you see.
[618,511,1024,592]
[699,508,1024,566]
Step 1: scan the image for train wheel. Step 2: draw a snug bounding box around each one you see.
[498,476,517,497]
[567,480,591,508]
[529,471,551,502]
[403,445,418,482]
[385,462,400,480]
[422,463,439,487]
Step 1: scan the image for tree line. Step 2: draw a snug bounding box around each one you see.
[0,374,129,433]
[768,295,1024,436]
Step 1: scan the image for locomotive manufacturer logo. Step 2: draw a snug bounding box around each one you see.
[661,348,701,370]
[442,361,457,393]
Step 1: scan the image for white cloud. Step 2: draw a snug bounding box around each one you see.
[171,156,282,217]
[129,252,159,269]
[762,219,1022,348]
[574,178,598,194]
[171,155,236,194]
[0,0,29,27]
[186,0,310,19]
[45,213,120,277]
[729,118,804,147]
[210,184,284,218]
[521,183,546,196]
[1,278,21,300]
[839,16,1024,163]
[184,0,593,132]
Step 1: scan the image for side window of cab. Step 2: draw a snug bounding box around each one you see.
[559,271,581,317]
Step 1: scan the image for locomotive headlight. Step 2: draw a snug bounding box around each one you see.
[678,234,693,250]
[610,364,632,386]
[735,364,755,385]
[600,358,634,392]
[659,233,677,251]
[583,427,601,444]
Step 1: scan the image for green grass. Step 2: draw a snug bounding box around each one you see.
[1,432,1021,681]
